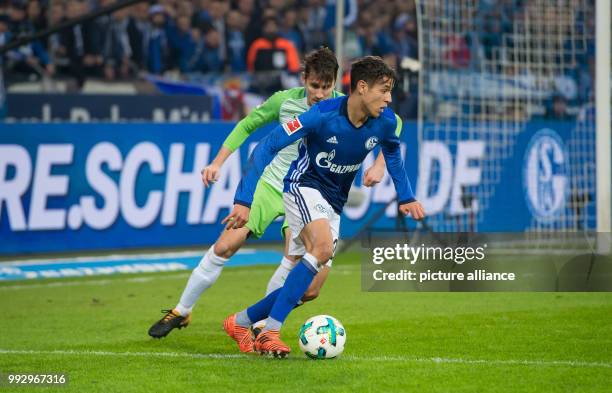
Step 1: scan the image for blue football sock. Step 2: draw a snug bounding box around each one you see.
[246,288,281,323]
[267,257,318,326]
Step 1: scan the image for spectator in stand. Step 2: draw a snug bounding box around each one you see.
[26,0,45,32]
[61,0,87,86]
[88,0,114,72]
[47,2,66,64]
[127,2,150,70]
[238,0,260,48]
[61,0,102,88]
[199,25,224,73]
[577,55,594,103]
[302,0,327,51]
[479,9,502,61]
[358,21,394,58]
[6,0,54,79]
[176,0,194,21]
[81,26,104,75]
[7,0,27,34]
[172,21,223,74]
[102,6,133,80]
[392,14,418,60]
[246,16,300,73]
[544,94,575,121]
[323,0,358,32]
[225,9,247,72]
[169,13,197,73]
[147,4,170,74]
[0,14,12,55]
[193,0,211,26]
[279,7,304,53]
[193,0,226,65]
[183,26,205,72]
[246,15,300,95]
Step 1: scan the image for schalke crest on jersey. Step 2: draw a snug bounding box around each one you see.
[365,137,379,150]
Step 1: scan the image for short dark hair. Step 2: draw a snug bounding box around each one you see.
[303,47,339,84]
[350,56,396,91]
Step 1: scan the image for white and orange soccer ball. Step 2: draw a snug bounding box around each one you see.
[298,315,346,359]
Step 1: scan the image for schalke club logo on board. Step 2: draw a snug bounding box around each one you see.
[523,128,568,219]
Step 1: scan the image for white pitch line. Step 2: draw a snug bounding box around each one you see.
[0,249,262,266]
[0,275,166,290]
[0,265,283,291]
[0,349,246,360]
[0,349,610,369]
[344,355,612,369]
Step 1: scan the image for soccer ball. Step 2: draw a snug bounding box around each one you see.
[298,315,346,359]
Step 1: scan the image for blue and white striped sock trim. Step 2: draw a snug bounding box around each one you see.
[301,253,320,273]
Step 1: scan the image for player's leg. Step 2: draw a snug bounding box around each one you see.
[252,226,331,335]
[251,218,333,356]
[148,181,279,339]
[226,187,339,356]
[264,225,300,295]
[301,265,330,301]
[174,226,249,315]
[148,226,250,338]
[264,225,332,300]
[251,226,297,333]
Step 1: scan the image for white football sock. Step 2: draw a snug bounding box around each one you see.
[251,257,296,328]
[265,256,296,295]
[175,247,228,316]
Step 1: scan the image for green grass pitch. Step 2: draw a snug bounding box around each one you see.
[1,251,611,392]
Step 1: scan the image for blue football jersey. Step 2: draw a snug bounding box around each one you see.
[235,96,415,214]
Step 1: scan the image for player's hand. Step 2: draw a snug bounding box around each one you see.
[363,164,385,187]
[201,163,221,187]
[222,204,250,230]
[399,201,425,221]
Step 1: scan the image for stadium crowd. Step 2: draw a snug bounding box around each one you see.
[0,0,596,119]
[0,0,418,83]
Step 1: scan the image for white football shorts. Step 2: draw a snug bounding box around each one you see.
[282,186,339,266]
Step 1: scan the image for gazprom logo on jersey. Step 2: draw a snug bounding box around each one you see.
[523,128,568,219]
[315,149,362,174]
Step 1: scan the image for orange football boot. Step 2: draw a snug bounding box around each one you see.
[223,314,255,353]
[254,330,291,358]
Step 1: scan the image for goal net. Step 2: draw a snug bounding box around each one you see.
[415,0,596,233]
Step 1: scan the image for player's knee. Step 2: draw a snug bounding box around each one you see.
[311,246,333,264]
[213,241,235,259]
[301,288,320,302]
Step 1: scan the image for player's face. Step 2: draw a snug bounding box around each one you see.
[363,77,394,118]
[304,75,335,106]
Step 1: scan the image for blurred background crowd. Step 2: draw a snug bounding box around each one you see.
[0,0,597,120]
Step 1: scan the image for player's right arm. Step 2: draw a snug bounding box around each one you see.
[222,107,321,229]
[201,90,288,186]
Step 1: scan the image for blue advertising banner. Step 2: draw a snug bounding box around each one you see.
[0,119,597,255]
[0,122,417,255]
[483,121,597,231]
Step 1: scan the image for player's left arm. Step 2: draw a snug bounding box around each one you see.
[363,151,386,187]
[380,114,425,220]
[364,114,403,187]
